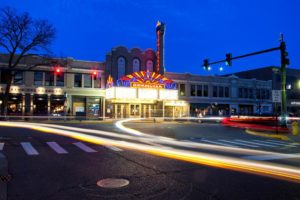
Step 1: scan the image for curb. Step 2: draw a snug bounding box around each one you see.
[245,129,289,141]
[0,153,8,200]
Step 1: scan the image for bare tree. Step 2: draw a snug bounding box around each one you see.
[0,7,55,115]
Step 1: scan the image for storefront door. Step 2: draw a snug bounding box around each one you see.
[130,104,140,117]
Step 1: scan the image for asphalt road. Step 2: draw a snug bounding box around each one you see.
[0,122,300,200]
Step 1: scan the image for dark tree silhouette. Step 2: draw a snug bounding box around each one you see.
[0,7,55,115]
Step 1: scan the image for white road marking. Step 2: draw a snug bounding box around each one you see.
[201,139,237,147]
[244,153,300,161]
[235,140,277,147]
[219,140,259,148]
[0,142,4,150]
[73,142,97,153]
[47,142,68,154]
[21,142,39,155]
[252,140,284,146]
[266,140,290,145]
[105,146,123,152]
[256,140,297,147]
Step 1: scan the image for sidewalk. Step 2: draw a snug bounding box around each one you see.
[245,128,300,143]
[0,153,8,200]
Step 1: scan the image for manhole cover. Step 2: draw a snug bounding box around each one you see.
[97,178,129,189]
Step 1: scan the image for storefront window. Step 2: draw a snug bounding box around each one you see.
[84,74,92,88]
[33,95,48,115]
[197,85,202,96]
[219,86,224,97]
[190,84,196,96]
[179,84,185,96]
[94,78,101,88]
[203,85,208,97]
[74,74,82,87]
[56,73,64,86]
[13,72,23,85]
[1,70,10,84]
[7,94,22,115]
[225,87,229,97]
[45,72,54,86]
[34,72,43,86]
[213,86,218,97]
[50,95,65,116]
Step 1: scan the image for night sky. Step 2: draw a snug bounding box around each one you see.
[1,0,299,75]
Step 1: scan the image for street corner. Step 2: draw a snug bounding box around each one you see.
[245,129,290,141]
[0,153,8,200]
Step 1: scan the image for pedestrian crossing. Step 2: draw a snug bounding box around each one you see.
[0,141,123,156]
[192,138,299,149]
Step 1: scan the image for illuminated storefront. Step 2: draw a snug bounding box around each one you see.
[105,71,188,118]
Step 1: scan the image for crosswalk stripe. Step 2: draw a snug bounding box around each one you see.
[46,142,68,154]
[105,146,123,152]
[266,140,290,145]
[73,142,97,153]
[219,140,259,148]
[21,142,39,155]
[235,140,277,147]
[267,140,299,147]
[201,139,237,147]
[252,140,287,146]
[0,142,4,150]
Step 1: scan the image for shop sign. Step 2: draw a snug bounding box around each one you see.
[138,88,158,99]
[116,71,176,89]
[36,87,46,94]
[10,86,20,94]
[159,89,178,100]
[291,101,300,105]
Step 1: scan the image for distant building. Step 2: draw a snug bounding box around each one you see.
[0,22,274,118]
[165,72,272,116]
[0,54,106,117]
[227,66,300,116]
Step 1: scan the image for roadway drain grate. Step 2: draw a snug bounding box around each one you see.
[97,178,129,189]
[0,174,11,182]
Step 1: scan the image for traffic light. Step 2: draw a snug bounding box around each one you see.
[280,42,290,66]
[203,59,210,70]
[54,66,62,77]
[92,71,98,80]
[225,53,232,66]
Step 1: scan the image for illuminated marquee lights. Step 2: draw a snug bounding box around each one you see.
[106,75,114,88]
[116,71,176,89]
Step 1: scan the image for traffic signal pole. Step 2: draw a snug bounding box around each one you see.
[203,35,289,127]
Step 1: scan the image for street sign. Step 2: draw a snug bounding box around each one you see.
[272,90,281,103]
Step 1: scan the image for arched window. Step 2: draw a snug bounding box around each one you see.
[117,57,126,79]
[146,60,153,72]
[132,58,140,72]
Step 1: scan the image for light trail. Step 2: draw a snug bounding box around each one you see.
[1,121,300,183]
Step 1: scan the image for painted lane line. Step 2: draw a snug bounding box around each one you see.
[244,153,300,161]
[105,146,123,152]
[201,139,237,147]
[46,142,68,154]
[0,142,4,150]
[235,140,277,148]
[73,142,97,153]
[21,142,39,155]
[219,140,259,148]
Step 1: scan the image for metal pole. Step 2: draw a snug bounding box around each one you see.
[280,35,287,127]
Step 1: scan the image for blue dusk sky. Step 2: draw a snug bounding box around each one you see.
[1,0,299,75]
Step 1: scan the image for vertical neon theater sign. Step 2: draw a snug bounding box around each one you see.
[156,21,165,74]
